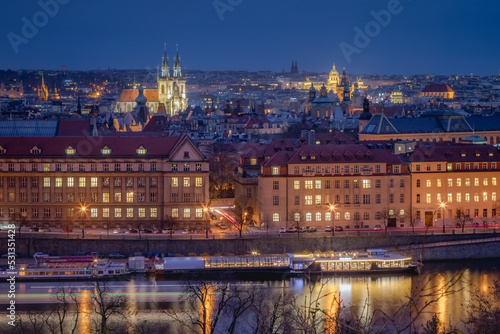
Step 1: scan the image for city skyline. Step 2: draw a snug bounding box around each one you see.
[0,0,499,75]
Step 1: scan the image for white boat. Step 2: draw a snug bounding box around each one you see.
[0,255,129,281]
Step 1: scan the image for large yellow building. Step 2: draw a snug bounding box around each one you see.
[0,134,209,230]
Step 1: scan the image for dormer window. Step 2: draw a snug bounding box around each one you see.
[183,151,190,158]
[30,145,41,154]
[272,167,279,175]
[65,146,76,155]
[489,152,494,157]
[0,145,5,154]
[136,145,147,155]
[101,146,111,155]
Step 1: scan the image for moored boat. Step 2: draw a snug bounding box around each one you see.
[0,255,129,281]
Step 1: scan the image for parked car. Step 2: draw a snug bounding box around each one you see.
[472,223,480,228]
[127,229,139,234]
[374,225,382,230]
[279,227,286,233]
[113,228,126,234]
[34,252,48,257]
[455,223,462,228]
[306,226,317,232]
[216,221,222,227]
[141,229,153,234]
[153,229,163,234]
[325,226,332,232]
[109,253,126,259]
[90,252,105,258]
[219,223,227,230]
[29,227,39,232]
[334,226,344,232]
[286,227,296,233]
[40,227,50,232]
[61,228,73,232]
[162,228,174,234]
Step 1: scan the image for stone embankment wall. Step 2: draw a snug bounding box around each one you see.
[2,233,499,262]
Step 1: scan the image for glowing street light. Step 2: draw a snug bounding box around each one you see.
[329,204,337,237]
[440,202,446,233]
[80,205,86,238]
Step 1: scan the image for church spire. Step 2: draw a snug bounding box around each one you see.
[173,44,182,78]
[161,43,170,78]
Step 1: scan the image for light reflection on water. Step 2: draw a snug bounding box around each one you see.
[0,260,498,331]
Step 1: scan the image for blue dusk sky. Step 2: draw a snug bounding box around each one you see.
[0,0,498,75]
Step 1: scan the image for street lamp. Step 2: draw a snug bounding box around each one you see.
[329,204,336,237]
[204,207,209,239]
[80,206,86,238]
[440,202,446,233]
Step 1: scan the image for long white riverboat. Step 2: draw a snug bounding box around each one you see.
[291,249,419,276]
[0,255,129,281]
[154,250,419,278]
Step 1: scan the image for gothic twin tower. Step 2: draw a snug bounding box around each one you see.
[157,44,188,115]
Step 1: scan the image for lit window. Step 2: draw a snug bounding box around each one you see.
[43,177,50,188]
[273,213,279,222]
[426,180,431,187]
[294,213,300,221]
[437,179,441,187]
[426,194,431,203]
[103,208,109,218]
[103,193,109,203]
[315,180,321,189]
[483,178,488,186]
[171,177,178,187]
[114,193,121,202]
[474,193,479,202]
[66,177,74,188]
[195,177,202,187]
[306,213,312,221]
[325,212,331,221]
[492,192,497,202]
[183,177,190,187]
[91,177,98,187]
[272,167,279,175]
[305,196,312,205]
[447,193,452,203]
[195,208,202,218]
[250,158,257,165]
[447,179,452,187]
[447,164,452,171]
[127,208,133,218]
[474,178,479,186]
[294,181,300,190]
[465,178,470,186]
[138,208,145,218]
[456,178,461,187]
[184,208,191,218]
[91,208,98,218]
[315,212,321,221]
[344,212,350,220]
[305,180,313,189]
[465,193,470,202]
[136,146,147,155]
[456,193,461,202]
[44,163,50,172]
[55,177,62,187]
[362,179,371,188]
[114,208,121,218]
[493,177,497,186]
[172,208,179,218]
[315,195,322,205]
[79,177,85,187]
[127,192,134,203]
[65,146,75,155]
[101,146,111,155]
[150,208,157,218]
[437,193,441,202]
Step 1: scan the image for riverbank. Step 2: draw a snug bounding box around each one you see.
[1,232,500,262]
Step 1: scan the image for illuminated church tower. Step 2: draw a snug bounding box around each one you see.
[38,74,49,102]
[326,63,339,93]
[157,44,188,116]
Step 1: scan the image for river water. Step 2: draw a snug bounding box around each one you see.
[1,259,499,333]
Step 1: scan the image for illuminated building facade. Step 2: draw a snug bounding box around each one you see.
[0,135,209,230]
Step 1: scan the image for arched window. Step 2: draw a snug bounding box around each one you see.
[325,212,331,221]
[315,212,322,221]
[161,85,165,94]
[306,213,312,221]
[272,213,279,222]
[294,213,300,222]
[400,209,405,216]
[344,212,351,220]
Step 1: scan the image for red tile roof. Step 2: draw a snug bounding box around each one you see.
[421,84,454,93]
[117,89,158,102]
[0,136,182,157]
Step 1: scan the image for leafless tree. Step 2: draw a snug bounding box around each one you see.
[454,208,470,233]
[234,195,252,238]
[13,310,52,334]
[89,280,129,334]
[10,213,27,237]
[164,214,176,238]
[208,143,238,199]
[289,209,305,237]
[463,277,500,333]
[45,287,80,334]
[379,208,391,235]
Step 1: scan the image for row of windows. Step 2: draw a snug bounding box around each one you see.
[0,162,203,172]
[272,209,406,222]
[1,177,159,188]
[0,191,204,204]
[289,164,384,175]
[284,193,405,206]
[3,207,206,219]
[416,177,497,188]
[415,161,497,172]
[416,192,497,204]
[415,209,497,220]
